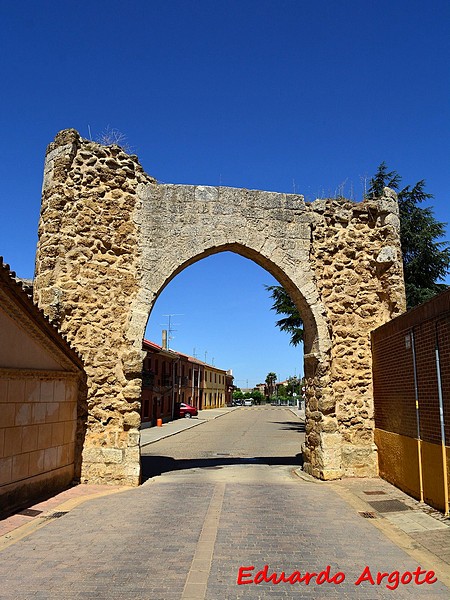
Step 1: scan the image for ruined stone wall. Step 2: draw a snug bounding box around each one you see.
[305,193,405,478]
[34,129,406,485]
[34,129,156,485]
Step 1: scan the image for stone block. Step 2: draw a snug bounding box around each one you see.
[4,427,22,456]
[21,425,39,453]
[7,380,25,403]
[28,449,45,475]
[37,423,53,450]
[83,447,124,464]
[0,457,12,485]
[12,452,29,480]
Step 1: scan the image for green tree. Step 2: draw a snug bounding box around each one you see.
[367,163,450,308]
[285,376,301,397]
[277,384,287,397]
[265,285,304,346]
[250,390,264,404]
[267,163,450,339]
[265,372,277,398]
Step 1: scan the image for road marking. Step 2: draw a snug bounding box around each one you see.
[181,482,225,599]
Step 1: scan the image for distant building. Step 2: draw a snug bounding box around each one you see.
[225,371,235,406]
[140,339,233,426]
[201,363,228,409]
[141,340,178,426]
[254,383,265,395]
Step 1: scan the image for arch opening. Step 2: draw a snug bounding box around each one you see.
[144,243,321,360]
[139,250,308,481]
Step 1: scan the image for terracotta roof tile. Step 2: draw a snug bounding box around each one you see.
[0,256,83,367]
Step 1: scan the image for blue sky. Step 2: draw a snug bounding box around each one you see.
[0,1,449,387]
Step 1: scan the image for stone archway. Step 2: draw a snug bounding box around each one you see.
[34,129,406,485]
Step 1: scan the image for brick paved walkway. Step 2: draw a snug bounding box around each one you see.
[0,467,449,599]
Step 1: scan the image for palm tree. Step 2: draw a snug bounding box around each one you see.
[265,372,277,399]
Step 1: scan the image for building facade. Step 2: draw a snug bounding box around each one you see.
[0,257,86,516]
[141,340,233,425]
[141,340,178,426]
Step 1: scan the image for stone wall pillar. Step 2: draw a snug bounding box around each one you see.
[303,193,406,478]
[34,129,156,485]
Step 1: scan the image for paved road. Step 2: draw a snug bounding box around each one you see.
[141,404,305,480]
[0,406,448,599]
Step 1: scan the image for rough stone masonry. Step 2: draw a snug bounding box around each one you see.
[33,129,406,485]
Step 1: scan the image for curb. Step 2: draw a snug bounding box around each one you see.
[140,409,237,448]
[140,418,207,447]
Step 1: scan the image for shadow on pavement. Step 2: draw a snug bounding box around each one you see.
[269,420,306,432]
[141,453,304,481]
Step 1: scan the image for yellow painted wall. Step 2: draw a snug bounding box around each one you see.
[202,367,226,409]
[421,440,449,513]
[375,428,450,513]
[374,428,421,501]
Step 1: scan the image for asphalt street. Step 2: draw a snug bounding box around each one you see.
[0,406,448,599]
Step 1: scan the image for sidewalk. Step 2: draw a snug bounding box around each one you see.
[140,406,239,447]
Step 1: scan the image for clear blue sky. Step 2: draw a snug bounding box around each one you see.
[1,1,449,387]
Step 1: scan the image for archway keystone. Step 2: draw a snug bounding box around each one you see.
[34,129,406,485]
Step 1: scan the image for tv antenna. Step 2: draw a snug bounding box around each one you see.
[161,314,183,349]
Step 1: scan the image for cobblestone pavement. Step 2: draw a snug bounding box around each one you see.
[0,406,449,599]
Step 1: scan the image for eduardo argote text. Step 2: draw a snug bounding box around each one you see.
[237,564,437,590]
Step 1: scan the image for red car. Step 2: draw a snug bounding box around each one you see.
[176,402,198,418]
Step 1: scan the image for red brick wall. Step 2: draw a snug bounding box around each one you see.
[372,289,450,446]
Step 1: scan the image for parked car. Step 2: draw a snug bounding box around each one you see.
[244,398,253,406]
[175,402,198,418]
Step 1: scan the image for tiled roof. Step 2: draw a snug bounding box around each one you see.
[142,338,227,371]
[0,256,83,367]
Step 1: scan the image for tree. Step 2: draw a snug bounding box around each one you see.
[367,163,450,308]
[285,376,301,397]
[265,285,304,346]
[265,372,277,398]
[250,390,264,404]
[267,163,450,339]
